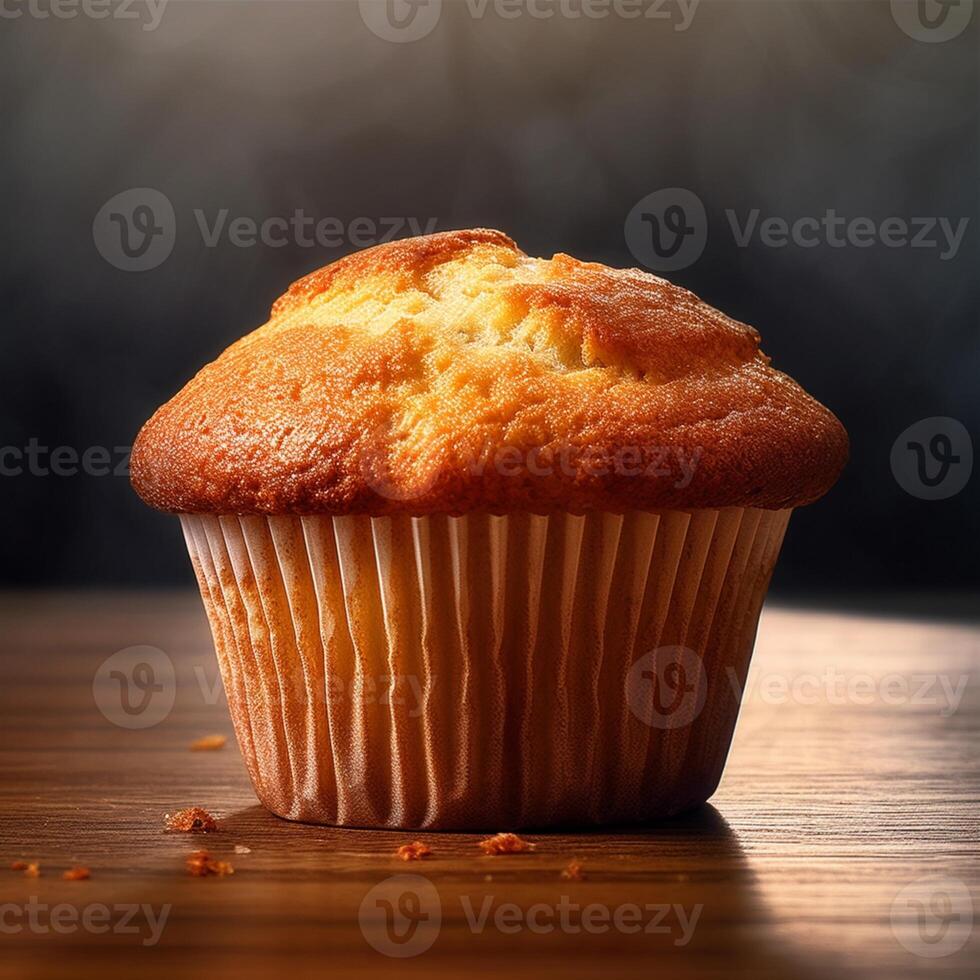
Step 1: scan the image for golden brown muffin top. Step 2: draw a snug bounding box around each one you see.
[131,228,847,515]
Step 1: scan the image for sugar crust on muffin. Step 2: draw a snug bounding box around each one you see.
[131,229,847,514]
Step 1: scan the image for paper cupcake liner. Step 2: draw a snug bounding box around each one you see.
[180,507,790,829]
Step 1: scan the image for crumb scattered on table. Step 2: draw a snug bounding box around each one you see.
[165,806,219,833]
[234,844,251,855]
[396,840,432,861]
[561,860,585,881]
[478,832,535,855]
[186,850,234,877]
[63,866,91,881]
[190,734,227,752]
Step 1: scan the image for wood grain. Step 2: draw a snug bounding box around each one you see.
[0,592,976,979]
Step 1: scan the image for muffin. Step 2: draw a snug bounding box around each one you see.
[131,228,847,829]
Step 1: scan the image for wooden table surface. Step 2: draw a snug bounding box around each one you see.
[0,592,976,979]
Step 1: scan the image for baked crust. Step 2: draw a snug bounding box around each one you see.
[131,229,847,515]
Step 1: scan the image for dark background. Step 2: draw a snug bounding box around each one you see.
[1,0,977,598]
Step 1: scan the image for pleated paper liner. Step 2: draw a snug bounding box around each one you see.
[180,507,790,830]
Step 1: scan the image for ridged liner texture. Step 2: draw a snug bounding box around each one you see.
[181,506,790,830]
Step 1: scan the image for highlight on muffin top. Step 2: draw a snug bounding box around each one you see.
[130,228,847,515]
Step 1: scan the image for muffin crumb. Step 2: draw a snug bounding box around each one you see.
[190,734,227,752]
[11,860,40,877]
[165,807,219,833]
[561,860,585,881]
[234,844,251,855]
[479,833,535,855]
[186,850,234,877]
[63,866,91,881]
[396,841,432,861]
